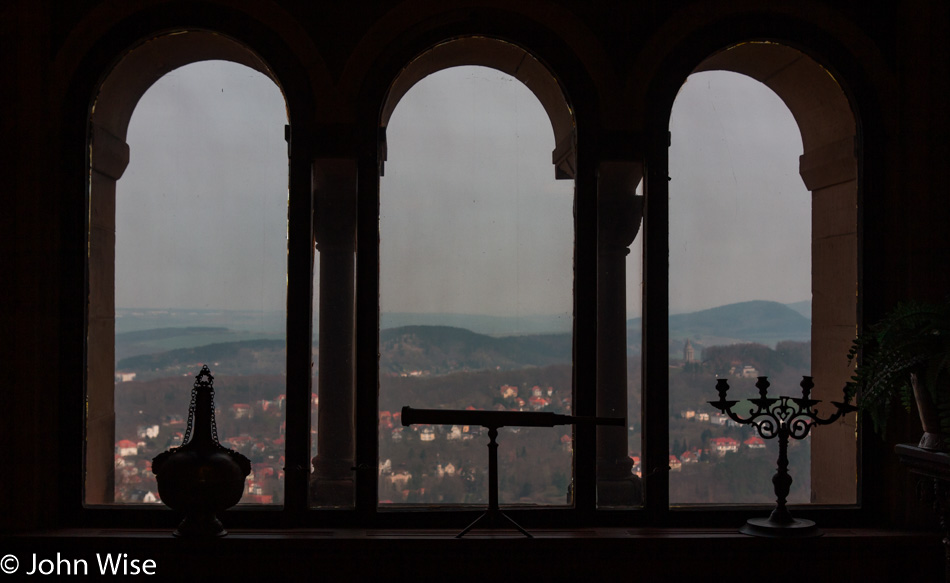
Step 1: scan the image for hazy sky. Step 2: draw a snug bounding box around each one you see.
[116,61,809,320]
[667,71,809,314]
[380,66,574,318]
[116,62,289,313]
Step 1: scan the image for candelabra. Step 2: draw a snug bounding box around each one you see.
[709,376,856,537]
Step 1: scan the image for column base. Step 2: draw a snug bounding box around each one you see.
[309,478,355,507]
[310,456,355,507]
[596,475,643,507]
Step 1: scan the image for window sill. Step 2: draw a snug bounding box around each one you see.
[3,527,941,580]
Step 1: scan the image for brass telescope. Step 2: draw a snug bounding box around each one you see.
[401,406,625,429]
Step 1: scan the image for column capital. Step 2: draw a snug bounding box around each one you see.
[552,129,576,180]
[799,135,857,191]
[312,158,357,250]
[90,123,130,181]
[291,123,359,159]
[598,160,644,250]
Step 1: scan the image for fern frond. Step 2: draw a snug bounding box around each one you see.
[848,297,950,437]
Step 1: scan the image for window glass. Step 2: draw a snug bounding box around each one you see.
[379,66,574,506]
[668,71,812,504]
[625,182,644,501]
[112,61,289,505]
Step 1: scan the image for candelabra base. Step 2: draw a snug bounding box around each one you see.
[740,517,822,538]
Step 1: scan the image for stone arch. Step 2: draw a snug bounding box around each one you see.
[339,0,621,134]
[692,42,855,165]
[379,36,576,179]
[92,31,279,143]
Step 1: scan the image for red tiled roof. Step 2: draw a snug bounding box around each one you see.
[709,437,739,445]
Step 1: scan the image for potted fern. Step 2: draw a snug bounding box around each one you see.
[846,298,950,451]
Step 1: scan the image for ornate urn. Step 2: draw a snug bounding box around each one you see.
[152,365,251,537]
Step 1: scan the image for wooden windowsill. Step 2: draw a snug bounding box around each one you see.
[10,525,938,539]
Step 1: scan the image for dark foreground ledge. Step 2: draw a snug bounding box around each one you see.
[1,528,941,582]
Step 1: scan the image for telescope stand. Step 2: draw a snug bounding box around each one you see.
[456,426,533,538]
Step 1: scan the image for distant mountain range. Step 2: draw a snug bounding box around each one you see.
[628,300,811,356]
[784,300,811,319]
[114,308,572,337]
[380,312,572,336]
[115,300,810,376]
[116,338,286,375]
[116,326,571,378]
[379,326,571,375]
[115,308,285,335]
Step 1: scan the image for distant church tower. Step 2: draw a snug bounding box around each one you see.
[683,338,695,364]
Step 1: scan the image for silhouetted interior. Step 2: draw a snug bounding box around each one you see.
[2,1,949,580]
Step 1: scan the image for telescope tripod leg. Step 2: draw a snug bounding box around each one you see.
[455,426,533,538]
[456,511,489,538]
[456,509,533,538]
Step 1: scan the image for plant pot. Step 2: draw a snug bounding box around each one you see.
[911,372,950,451]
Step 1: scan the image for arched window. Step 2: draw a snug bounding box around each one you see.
[86,34,294,506]
[668,70,812,504]
[379,64,574,506]
[638,42,859,513]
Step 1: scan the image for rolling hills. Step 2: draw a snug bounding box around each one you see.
[114,300,811,378]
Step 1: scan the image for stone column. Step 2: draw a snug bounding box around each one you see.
[86,123,130,504]
[596,161,644,505]
[799,136,858,504]
[309,158,357,506]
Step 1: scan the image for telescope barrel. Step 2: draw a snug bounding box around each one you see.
[401,406,624,428]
